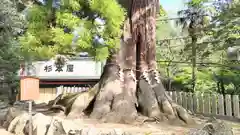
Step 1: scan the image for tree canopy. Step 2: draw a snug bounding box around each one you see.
[19,0,125,61]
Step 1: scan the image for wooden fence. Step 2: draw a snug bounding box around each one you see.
[166,91,240,119]
[37,86,240,119]
[36,86,90,103]
[56,86,89,96]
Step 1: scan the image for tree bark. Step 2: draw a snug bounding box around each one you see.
[191,36,197,92]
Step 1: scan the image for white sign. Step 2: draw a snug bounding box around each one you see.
[37,60,103,79]
[18,58,105,80]
[17,58,105,80]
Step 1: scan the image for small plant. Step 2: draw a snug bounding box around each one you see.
[52,54,69,66]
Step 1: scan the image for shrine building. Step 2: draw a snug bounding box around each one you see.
[19,56,105,103]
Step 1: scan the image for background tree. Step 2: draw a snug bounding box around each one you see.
[176,0,210,92]
[156,0,240,95]
[0,0,26,103]
[205,0,240,95]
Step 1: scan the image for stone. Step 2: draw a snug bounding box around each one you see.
[61,119,80,134]
[8,113,29,135]
[26,113,52,135]
[2,107,25,129]
[188,119,234,135]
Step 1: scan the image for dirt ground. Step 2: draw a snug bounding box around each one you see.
[0,122,189,135]
[60,118,192,135]
[0,117,239,135]
[0,100,239,135]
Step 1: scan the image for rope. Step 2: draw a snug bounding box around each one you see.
[103,63,167,86]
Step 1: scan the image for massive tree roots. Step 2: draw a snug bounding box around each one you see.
[47,65,194,125]
[89,68,138,124]
[137,70,194,125]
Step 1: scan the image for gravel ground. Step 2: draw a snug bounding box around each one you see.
[0,101,239,135]
[0,117,240,135]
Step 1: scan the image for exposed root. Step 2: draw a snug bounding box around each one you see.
[139,115,166,125]
[47,83,99,117]
[44,67,194,126]
[90,68,138,124]
[47,64,138,124]
[66,83,99,118]
[50,105,66,112]
[137,70,195,125]
[90,79,121,120]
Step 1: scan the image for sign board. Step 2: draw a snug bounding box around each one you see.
[20,77,39,100]
[18,58,105,80]
[36,60,103,79]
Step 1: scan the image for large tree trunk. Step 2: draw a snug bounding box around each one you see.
[133,0,194,124]
[89,22,139,123]
[89,47,138,123]
[48,0,194,125]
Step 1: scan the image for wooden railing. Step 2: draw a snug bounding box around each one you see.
[53,87,240,119]
[56,86,89,96]
[166,91,240,119]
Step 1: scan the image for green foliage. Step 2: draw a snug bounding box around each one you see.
[186,0,208,8]
[20,0,126,61]
[157,0,240,95]
[210,1,240,50]
[0,0,26,92]
[158,4,166,17]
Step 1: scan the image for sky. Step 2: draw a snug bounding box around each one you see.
[160,0,187,30]
[160,0,186,17]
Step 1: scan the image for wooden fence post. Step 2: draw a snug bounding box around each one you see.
[68,87,71,93]
[182,92,187,109]
[56,86,61,97]
[211,94,217,115]
[74,87,78,93]
[63,87,66,94]
[225,94,232,117]
[218,94,224,116]
[198,93,203,113]
[204,93,210,114]
[233,95,240,118]
[188,93,194,112]
[70,87,74,93]
[177,92,182,106]
[193,93,198,113]
[165,91,172,98]
[168,91,172,99]
[65,87,67,93]
[172,91,177,103]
